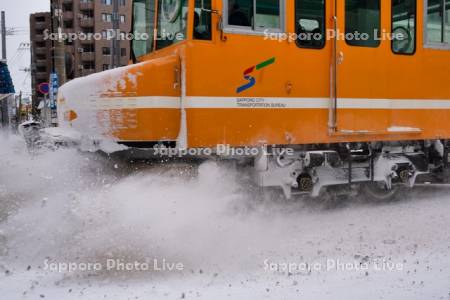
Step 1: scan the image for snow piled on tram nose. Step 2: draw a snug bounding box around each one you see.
[57,63,143,139]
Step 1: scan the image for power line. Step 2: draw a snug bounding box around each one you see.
[0,27,30,36]
[9,43,30,65]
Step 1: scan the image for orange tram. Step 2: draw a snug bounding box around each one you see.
[58,0,450,199]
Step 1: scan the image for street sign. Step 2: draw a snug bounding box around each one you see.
[49,73,59,109]
[38,82,49,95]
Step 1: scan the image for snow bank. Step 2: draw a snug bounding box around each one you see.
[1,134,450,299]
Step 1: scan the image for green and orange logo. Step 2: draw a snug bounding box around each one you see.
[236,57,276,94]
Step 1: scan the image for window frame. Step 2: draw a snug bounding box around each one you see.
[344,0,382,48]
[391,0,417,55]
[102,47,111,55]
[102,13,112,22]
[193,0,213,41]
[155,0,189,50]
[294,0,327,50]
[131,0,156,60]
[222,0,286,36]
[424,0,450,49]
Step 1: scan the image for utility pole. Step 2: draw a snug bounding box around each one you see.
[17,91,22,124]
[1,11,6,60]
[51,0,66,85]
[111,0,120,69]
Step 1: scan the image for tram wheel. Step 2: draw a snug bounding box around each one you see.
[362,182,402,202]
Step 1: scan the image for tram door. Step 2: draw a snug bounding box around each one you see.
[334,0,389,132]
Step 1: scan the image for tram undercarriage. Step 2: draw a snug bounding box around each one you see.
[252,140,450,201]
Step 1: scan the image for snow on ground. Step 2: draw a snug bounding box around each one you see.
[0,133,449,300]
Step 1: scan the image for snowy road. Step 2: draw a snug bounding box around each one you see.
[0,134,449,299]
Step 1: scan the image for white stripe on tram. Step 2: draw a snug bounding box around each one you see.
[85,96,450,110]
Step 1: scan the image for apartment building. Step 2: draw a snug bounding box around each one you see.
[29,12,53,113]
[30,1,132,114]
[60,0,132,79]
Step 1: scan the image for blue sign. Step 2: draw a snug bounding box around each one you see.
[38,82,49,95]
[49,73,59,109]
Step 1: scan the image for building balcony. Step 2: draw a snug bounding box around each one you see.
[81,69,95,76]
[79,2,94,10]
[35,59,47,66]
[35,72,48,80]
[65,45,75,53]
[34,34,45,41]
[64,28,75,34]
[80,38,94,45]
[35,22,47,30]
[80,18,94,28]
[81,52,95,61]
[63,11,74,20]
[35,48,48,55]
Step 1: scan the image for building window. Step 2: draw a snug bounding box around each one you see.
[392,0,416,54]
[425,0,450,47]
[64,20,74,28]
[84,63,95,70]
[345,0,381,47]
[81,11,94,18]
[102,0,112,5]
[132,0,155,57]
[224,0,283,33]
[194,0,212,40]
[63,3,73,12]
[120,15,125,23]
[295,0,325,49]
[83,45,95,52]
[121,48,127,56]
[102,13,112,22]
[120,0,126,5]
[103,64,110,71]
[102,47,111,55]
[102,30,114,40]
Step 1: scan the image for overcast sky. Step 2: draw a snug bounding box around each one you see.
[1,0,50,98]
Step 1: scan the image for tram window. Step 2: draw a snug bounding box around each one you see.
[194,0,212,40]
[132,0,155,58]
[446,2,450,43]
[427,0,444,43]
[228,0,253,27]
[392,0,416,54]
[426,0,450,46]
[156,0,188,50]
[254,0,280,31]
[295,0,325,49]
[226,0,283,32]
[345,0,381,47]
